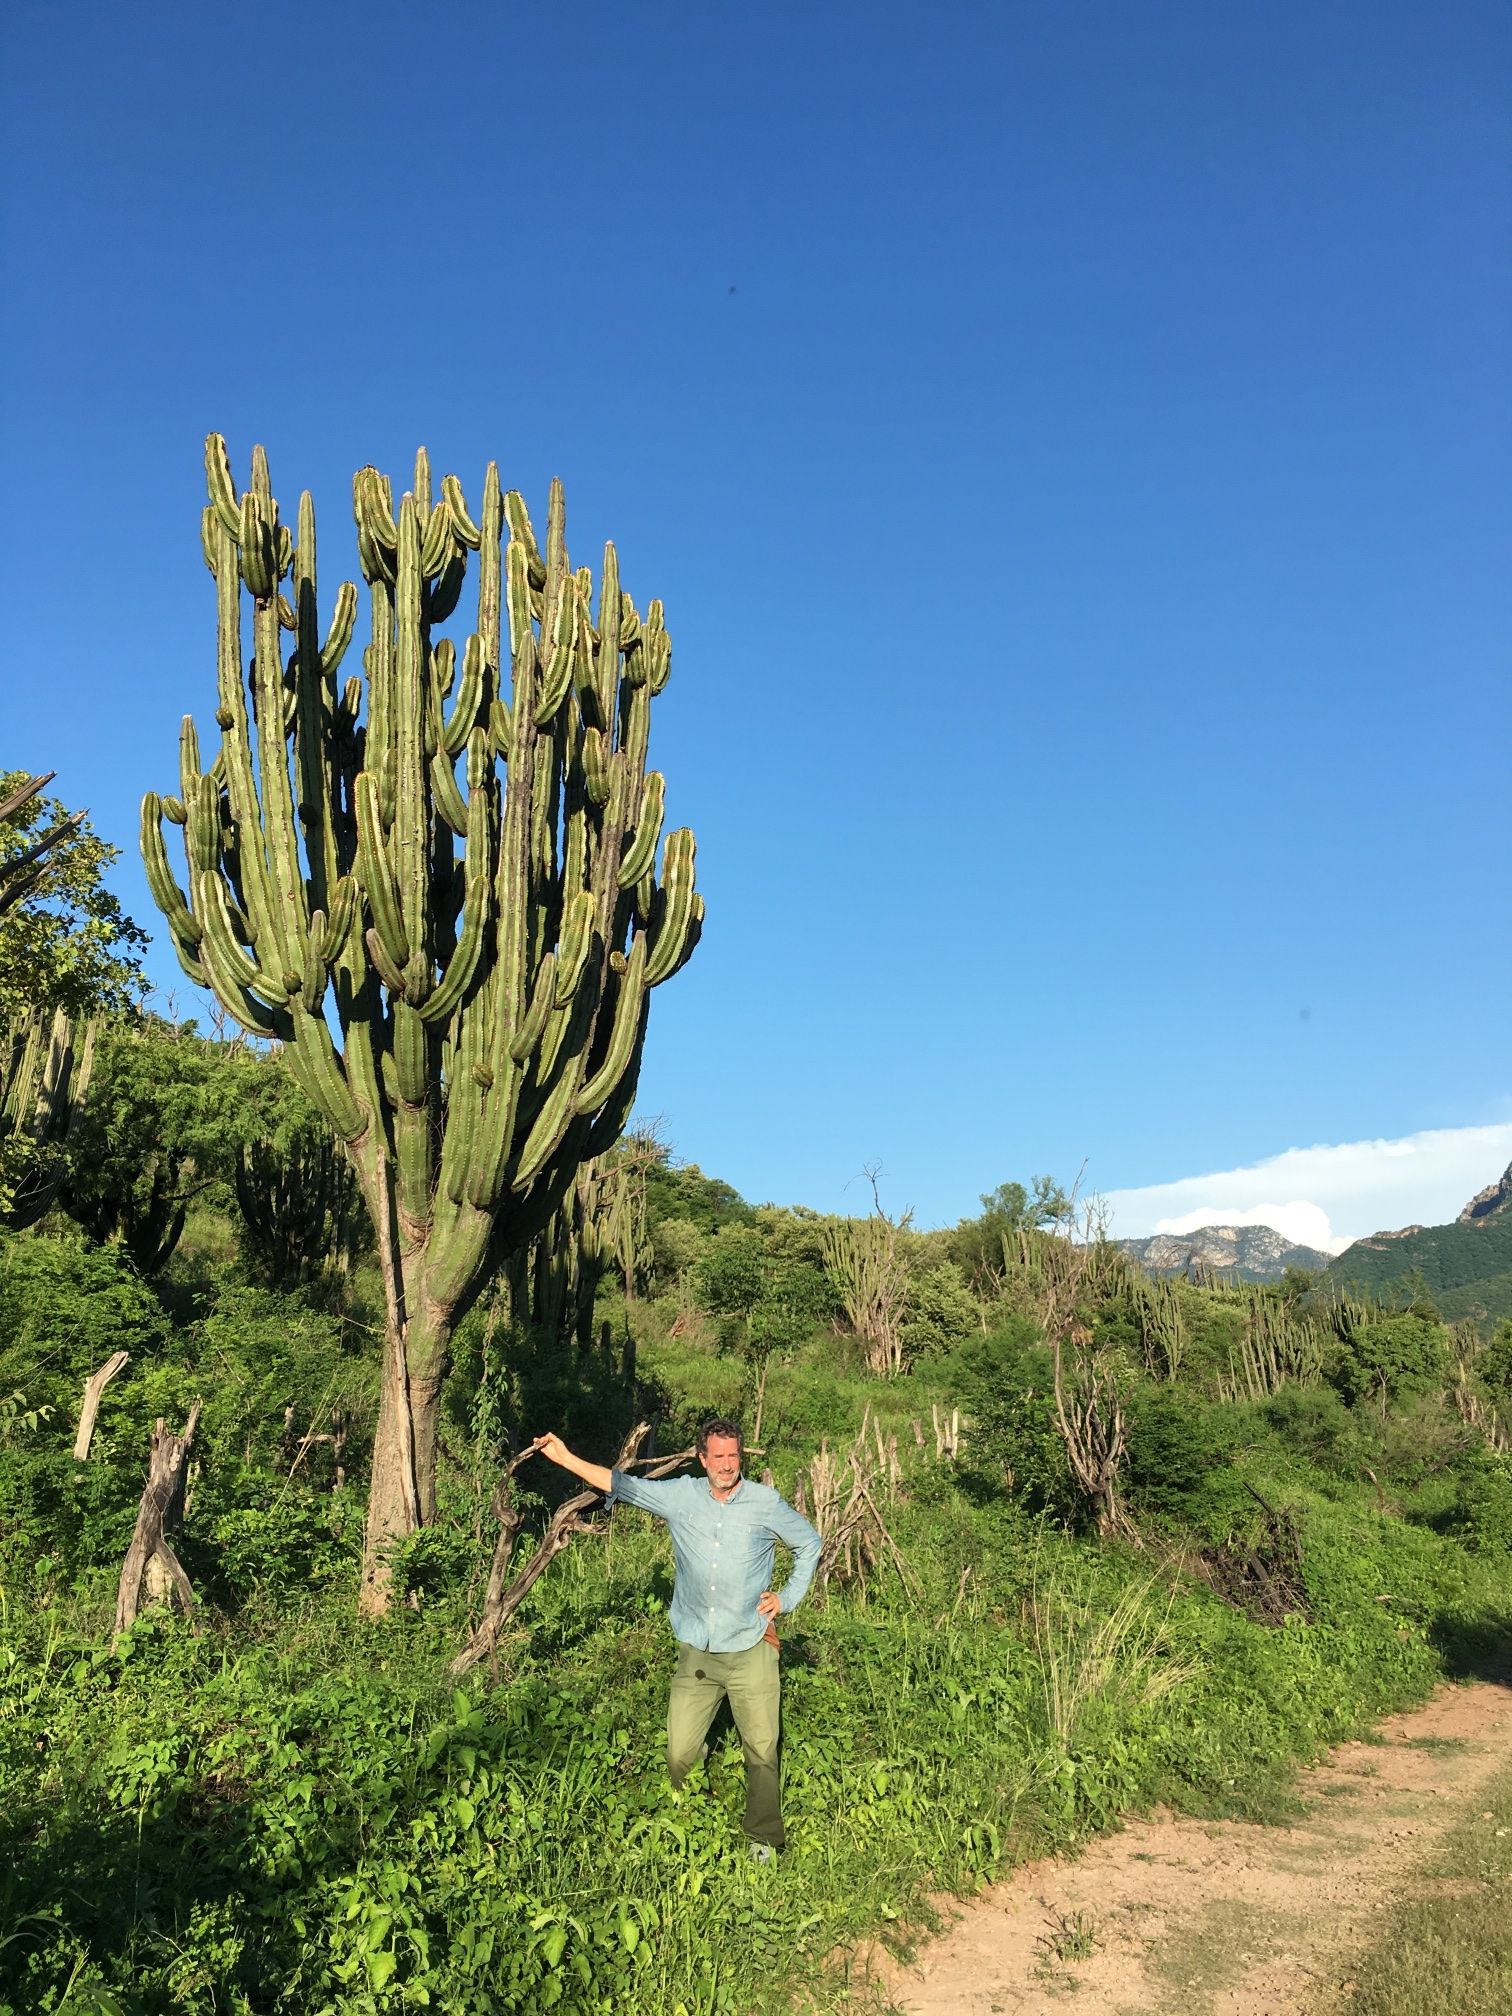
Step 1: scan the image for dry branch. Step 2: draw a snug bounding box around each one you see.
[451,1424,699,1678]
[73,1350,129,1460]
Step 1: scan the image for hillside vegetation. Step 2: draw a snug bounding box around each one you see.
[1329,1210,1512,1328]
[2,1043,1511,2014]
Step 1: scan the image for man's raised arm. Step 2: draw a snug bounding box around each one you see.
[535,1433,613,1495]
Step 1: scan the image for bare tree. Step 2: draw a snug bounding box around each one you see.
[822,1164,914,1377]
[1008,1174,1139,1543]
[453,1425,701,1677]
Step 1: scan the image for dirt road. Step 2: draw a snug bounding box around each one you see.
[878,1674,1512,2015]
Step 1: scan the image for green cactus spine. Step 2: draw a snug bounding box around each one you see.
[143,437,703,1612]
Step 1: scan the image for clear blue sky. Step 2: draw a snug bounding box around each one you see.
[3,1,1507,1230]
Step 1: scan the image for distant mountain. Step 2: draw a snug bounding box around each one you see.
[1117,1224,1333,1283]
[1458,1162,1512,1226]
[1326,1163,1512,1328]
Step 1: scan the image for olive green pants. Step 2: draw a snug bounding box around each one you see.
[666,1639,784,1849]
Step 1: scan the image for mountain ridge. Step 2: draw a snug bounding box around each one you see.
[1326,1162,1512,1328]
[1116,1223,1333,1283]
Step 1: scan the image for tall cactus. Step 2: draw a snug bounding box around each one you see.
[141,437,703,1611]
[1,1007,95,1228]
[506,1157,610,1351]
[235,1121,369,1286]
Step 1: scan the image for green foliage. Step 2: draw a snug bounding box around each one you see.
[64,1016,282,1273]
[951,1319,1081,1524]
[3,1146,1512,2013]
[1121,1382,1229,1523]
[0,770,147,1024]
[1480,1320,1512,1405]
[0,1226,169,1404]
[949,1174,1070,1290]
[644,1157,755,1235]
[2,1451,1506,2016]
[1329,1310,1450,1408]
[901,1261,982,1358]
[693,1226,766,1318]
[1449,1453,1512,1556]
[1328,1214,1512,1328]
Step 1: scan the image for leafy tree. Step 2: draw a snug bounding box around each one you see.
[949,1173,1071,1289]
[694,1227,766,1320]
[0,770,146,1023]
[63,1019,294,1273]
[1329,1310,1449,1409]
[645,1159,755,1235]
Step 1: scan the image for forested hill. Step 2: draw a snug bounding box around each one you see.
[1328,1167,1512,1327]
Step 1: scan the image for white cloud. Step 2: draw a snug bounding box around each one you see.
[1103,1121,1512,1256]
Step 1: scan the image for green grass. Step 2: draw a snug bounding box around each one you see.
[1329,1758,1512,2016]
[2,1306,1511,2013]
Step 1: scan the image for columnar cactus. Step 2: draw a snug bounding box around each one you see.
[0,1007,95,1228]
[142,438,703,1610]
[507,1157,610,1351]
[234,1122,369,1286]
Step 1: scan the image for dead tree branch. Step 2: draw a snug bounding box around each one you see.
[73,1350,129,1461]
[451,1426,700,1678]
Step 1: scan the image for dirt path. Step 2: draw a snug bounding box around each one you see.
[877,1675,1512,2016]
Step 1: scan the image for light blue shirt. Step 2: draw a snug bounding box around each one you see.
[607,1470,823,1653]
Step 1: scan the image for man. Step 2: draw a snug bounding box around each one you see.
[536,1417,822,1859]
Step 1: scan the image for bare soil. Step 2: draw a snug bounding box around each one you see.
[871,1673,1512,2016]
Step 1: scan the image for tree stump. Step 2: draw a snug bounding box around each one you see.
[114,1403,201,1638]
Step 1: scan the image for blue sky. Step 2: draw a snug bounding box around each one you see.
[3,1,1507,1239]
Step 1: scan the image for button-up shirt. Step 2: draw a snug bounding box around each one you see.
[607,1470,823,1653]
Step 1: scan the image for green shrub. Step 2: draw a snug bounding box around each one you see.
[950,1320,1080,1525]
[1122,1382,1220,1520]
[1329,1311,1449,1408]
[903,1262,981,1358]
[1450,1453,1512,1556]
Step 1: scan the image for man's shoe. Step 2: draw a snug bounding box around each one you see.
[749,1841,777,1865]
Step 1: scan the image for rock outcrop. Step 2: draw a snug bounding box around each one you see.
[1458,1162,1512,1226]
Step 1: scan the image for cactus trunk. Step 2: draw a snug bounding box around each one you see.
[144,438,703,1614]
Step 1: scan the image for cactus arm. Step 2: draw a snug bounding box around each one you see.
[575,932,647,1114]
[250,531,311,988]
[292,490,337,912]
[617,771,665,888]
[645,831,701,986]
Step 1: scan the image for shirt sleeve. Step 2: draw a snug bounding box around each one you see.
[606,1469,684,1517]
[768,1494,823,1614]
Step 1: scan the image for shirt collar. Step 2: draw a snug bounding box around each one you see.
[702,1475,745,1503]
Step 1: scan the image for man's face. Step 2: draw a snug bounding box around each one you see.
[699,1433,742,1492]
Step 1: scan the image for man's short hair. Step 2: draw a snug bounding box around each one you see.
[696,1416,744,1456]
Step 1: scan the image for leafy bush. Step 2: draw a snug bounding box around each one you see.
[0,1227,169,1407]
[1121,1382,1223,1521]
[950,1320,1080,1525]
[1329,1311,1449,1408]
[902,1262,981,1358]
[1449,1453,1512,1555]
